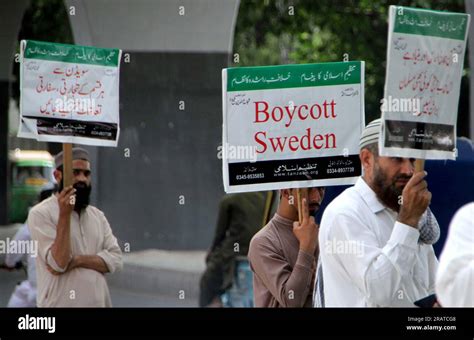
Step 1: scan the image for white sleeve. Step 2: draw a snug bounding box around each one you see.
[327,213,420,306]
[96,212,123,274]
[436,203,474,307]
[27,209,70,272]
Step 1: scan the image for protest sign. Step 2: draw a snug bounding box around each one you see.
[381,6,470,160]
[18,40,121,147]
[222,61,365,193]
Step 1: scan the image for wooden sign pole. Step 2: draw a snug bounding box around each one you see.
[62,143,73,188]
[415,159,425,172]
[296,188,308,224]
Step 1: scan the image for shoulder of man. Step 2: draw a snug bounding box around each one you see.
[248,219,280,257]
[323,185,361,217]
[28,195,56,221]
[319,186,369,238]
[85,205,108,220]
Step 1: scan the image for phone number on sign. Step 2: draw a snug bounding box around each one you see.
[236,173,264,180]
[327,167,354,174]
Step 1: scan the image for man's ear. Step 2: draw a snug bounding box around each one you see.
[359,149,373,173]
[281,189,291,200]
[53,169,62,183]
[281,189,297,205]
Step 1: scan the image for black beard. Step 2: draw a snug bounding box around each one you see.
[59,180,91,212]
[371,165,410,212]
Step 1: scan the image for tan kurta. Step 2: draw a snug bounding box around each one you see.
[249,213,316,307]
[27,195,123,307]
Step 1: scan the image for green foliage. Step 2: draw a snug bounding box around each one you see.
[233,0,467,122]
[18,0,73,44]
[11,0,73,104]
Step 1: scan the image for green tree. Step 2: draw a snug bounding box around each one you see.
[11,0,73,105]
[233,0,468,129]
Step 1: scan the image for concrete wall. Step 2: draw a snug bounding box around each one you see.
[66,0,239,249]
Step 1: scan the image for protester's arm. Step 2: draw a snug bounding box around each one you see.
[250,239,314,307]
[207,197,231,257]
[58,213,122,275]
[49,187,76,271]
[327,212,419,306]
[68,255,109,273]
[437,259,474,307]
[27,198,73,274]
[436,203,474,307]
[203,197,234,288]
[200,197,238,306]
[95,212,123,274]
[211,198,247,267]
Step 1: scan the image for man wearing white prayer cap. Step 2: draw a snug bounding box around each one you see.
[314,118,440,307]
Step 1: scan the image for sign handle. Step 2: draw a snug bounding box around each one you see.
[62,143,73,188]
[262,191,274,228]
[296,188,308,224]
[415,159,425,172]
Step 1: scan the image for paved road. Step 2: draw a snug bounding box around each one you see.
[0,269,197,307]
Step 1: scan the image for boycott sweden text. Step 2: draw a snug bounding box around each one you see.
[252,99,337,153]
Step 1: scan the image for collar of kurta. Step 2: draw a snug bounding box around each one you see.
[273,213,295,228]
[354,177,386,214]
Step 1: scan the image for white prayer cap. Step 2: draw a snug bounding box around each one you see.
[359,118,381,150]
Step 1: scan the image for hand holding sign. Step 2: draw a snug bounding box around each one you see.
[398,171,432,228]
[293,197,319,254]
[57,186,76,218]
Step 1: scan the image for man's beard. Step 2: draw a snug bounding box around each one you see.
[58,180,91,211]
[372,164,411,212]
[308,203,321,216]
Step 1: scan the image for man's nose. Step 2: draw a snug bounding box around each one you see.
[400,159,415,176]
[75,172,87,182]
[309,188,322,203]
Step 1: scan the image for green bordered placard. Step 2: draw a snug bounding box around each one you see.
[24,40,120,67]
[227,61,362,92]
[393,6,468,40]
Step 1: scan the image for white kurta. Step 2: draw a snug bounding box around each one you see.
[318,177,438,307]
[436,202,474,307]
[28,195,123,307]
